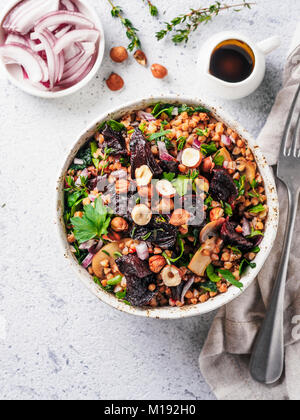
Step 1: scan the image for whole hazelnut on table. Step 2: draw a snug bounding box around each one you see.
[134,50,147,66]
[106,73,124,91]
[111,217,128,232]
[151,63,168,79]
[110,46,128,63]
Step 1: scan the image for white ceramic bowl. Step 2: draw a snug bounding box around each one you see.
[0,0,105,98]
[56,96,279,319]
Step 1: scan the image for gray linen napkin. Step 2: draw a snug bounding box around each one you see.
[199,36,300,401]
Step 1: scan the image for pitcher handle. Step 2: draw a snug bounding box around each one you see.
[257,36,281,55]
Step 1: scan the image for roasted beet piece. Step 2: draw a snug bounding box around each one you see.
[88,175,108,192]
[159,160,179,175]
[116,255,157,306]
[130,129,163,178]
[105,181,137,217]
[209,169,238,203]
[101,125,127,156]
[131,216,177,249]
[221,218,253,251]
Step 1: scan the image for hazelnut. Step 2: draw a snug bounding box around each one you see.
[210,207,224,222]
[115,179,130,194]
[157,198,174,214]
[106,73,124,91]
[110,46,128,63]
[202,156,215,173]
[149,255,166,273]
[111,217,128,232]
[151,63,168,79]
[138,184,154,199]
[170,209,191,226]
[134,49,147,66]
[195,176,209,192]
[161,265,182,287]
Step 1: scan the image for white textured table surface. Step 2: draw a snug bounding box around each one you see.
[0,0,299,401]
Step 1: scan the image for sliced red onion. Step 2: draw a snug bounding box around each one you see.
[193,138,201,149]
[31,31,56,88]
[242,217,251,237]
[62,44,95,80]
[53,29,99,54]
[60,0,79,12]
[110,169,128,179]
[137,111,156,122]
[3,0,60,35]
[75,168,89,186]
[172,107,179,116]
[58,53,96,87]
[223,161,229,169]
[79,239,97,250]
[64,41,81,61]
[221,135,232,147]
[5,34,28,46]
[181,277,195,304]
[136,242,149,261]
[0,43,48,82]
[35,11,95,33]
[74,158,84,165]
[81,252,94,269]
[177,150,183,162]
[54,24,72,39]
[157,141,174,161]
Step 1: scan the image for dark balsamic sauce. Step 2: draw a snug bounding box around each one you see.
[210,40,255,83]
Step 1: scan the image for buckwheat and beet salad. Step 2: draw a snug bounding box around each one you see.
[63,103,268,308]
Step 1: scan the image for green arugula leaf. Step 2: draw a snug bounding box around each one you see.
[176,136,187,151]
[239,259,256,276]
[172,175,190,197]
[206,264,220,283]
[201,281,217,293]
[71,197,112,244]
[116,289,127,300]
[251,246,260,253]
[163,172,176,182]
[107,275,123,286]
[163,237,185,264]
[147,129,172,142]
[228,245,242,255]
[201,142,218,156]
[234,175,246,197]
[247,227,264,238]
[218,269,243,289]
[151,103,174,118]
[213,150,225,166]
[248,204,265,214]
[224,202,233,216]
[197,128,209,137]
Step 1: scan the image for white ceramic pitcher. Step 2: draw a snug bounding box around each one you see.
[198,31,281,100]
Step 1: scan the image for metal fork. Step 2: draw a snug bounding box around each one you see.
[250,84,300,384]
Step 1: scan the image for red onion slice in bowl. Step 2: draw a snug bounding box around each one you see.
[53,29,99,54]
[0,43,49,82]
[60,0,79,12]
[157,141,174,161]
[35,11,95,33]
[3,0,60,35]
[5,34,28,46]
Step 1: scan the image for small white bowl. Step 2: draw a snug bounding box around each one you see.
[56,95,279,319]
[0,0,105,98]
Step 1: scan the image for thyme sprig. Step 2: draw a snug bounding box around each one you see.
[108,0,141,51]
[143,0,158,17]
[156,1,255,44]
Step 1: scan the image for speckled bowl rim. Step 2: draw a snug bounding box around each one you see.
[0,0,105,99]
[55,95,279,319]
